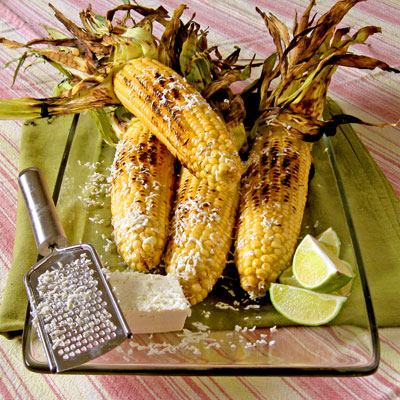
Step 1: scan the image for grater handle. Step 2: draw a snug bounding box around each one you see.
[18,167,68,256]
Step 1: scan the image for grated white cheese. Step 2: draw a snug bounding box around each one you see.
[33,253,117,357]
[127,328,217,356]
[215,302,239,311]
[244,304,261,310]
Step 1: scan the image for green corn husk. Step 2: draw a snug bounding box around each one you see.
[0,3,166,143]
[0,2,253,147]
[0,68,120,118]
[251,0,399,140]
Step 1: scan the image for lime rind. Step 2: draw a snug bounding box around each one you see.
[270,283,347,326]
[292,234,353,293]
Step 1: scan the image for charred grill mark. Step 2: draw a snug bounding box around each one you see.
[290,150,299,161]
[283,193,290,202]
[151,101,162,116]
[281,156,291,170]
[148,134,158,144]
[252,191,260,207]
[153,87,165,101]
[261,181,270,197]
[269,145,279,169]
[150,84,186,144]
[123,76,131,87]
[242,164,255,182]
[125,70,195,157]
[171,87,181,100]
[114,155,122,171]
[261,153,269,166]
[138,148,148,163]
[112,161,123,182]
[154,71,168,88]
[135,140,159,169]
[270,182,280,193]
[131,70,190,149]
[241,166,251,180]
[281,170,291,187]
[138,142,146,151]
[139,166,150,185]
[149,144,158,166]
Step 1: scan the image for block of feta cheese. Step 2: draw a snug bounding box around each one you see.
[107,270,191,334]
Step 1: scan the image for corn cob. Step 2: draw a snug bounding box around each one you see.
[164,167,240,305]
[113,57,242,187]
[234,0,400,299]
[235,126,312,298]
[110,119,175,272]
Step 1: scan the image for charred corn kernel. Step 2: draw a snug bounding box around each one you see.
[110,120,175,272]
[113,57,242,186]
[164,167,240,305]
[235,125,312,298]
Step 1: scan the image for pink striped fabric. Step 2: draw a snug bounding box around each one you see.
[0,0,400,399]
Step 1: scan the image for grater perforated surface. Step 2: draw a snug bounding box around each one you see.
[25,244,130,373]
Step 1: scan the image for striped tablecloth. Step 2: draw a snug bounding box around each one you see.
[1,0,400,398]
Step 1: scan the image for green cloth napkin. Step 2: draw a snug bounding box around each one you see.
[323,98,400,327]
[0,113,104,337]
[1,101,400,338]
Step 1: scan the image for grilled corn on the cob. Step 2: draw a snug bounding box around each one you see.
[235,125,312,298]
[110,119,175,272]
[234,0,399,299]
[164,167,240,305]
[113,57,242,187]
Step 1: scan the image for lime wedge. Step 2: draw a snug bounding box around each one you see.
[270,283,347,325]
[279,262,353,295]
[293,234,353,293]
[332,260,354,297]
[278,267,301,287]
[317,227,341,256]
